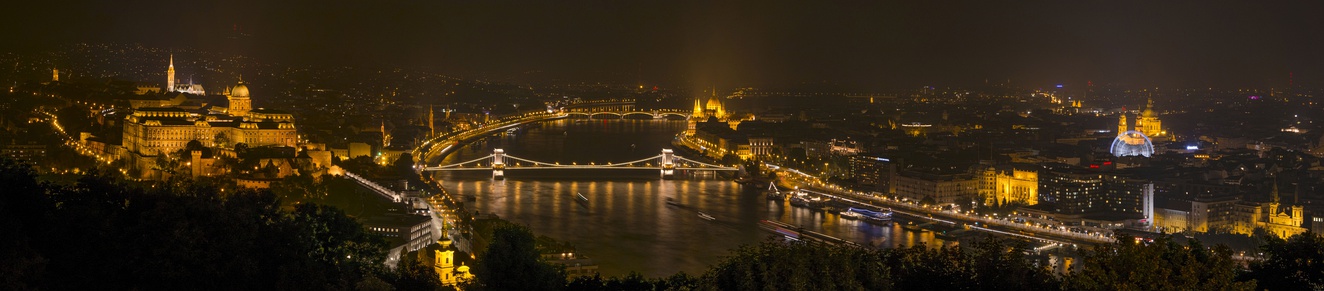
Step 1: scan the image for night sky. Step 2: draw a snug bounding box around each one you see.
[5,0,1323,89]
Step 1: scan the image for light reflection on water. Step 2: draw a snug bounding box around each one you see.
[433,119,947,277]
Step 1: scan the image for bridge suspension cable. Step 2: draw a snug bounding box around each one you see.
[503,154,662,168]
[432,154,495,169]
[672,156,731,169]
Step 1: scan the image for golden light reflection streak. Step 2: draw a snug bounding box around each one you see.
[626,182,635,222]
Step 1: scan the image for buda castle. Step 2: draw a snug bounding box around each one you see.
[120,57,297,162]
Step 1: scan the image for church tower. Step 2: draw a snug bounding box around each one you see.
[692,96,704,118]
[428,105,436,137]
[434,239,472,286]
[167,55,176,92]
[1118,113,1128,134]
[52,68,59,82]
[381,120,390,148]
[1269,179,1280,214]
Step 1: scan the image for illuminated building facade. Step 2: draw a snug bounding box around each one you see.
[1230,182,1306,238]
[748,137,776,158]
[893,170,980,205]
[121,80,297,158]
[982,166,1038,206]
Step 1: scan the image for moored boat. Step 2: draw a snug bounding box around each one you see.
[839,211,862,220]
[848,207,893,224]
[789,193,810,207]
[764,182,784,200]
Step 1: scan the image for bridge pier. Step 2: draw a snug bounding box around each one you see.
[492,149,506,180]
[660,149,675,179]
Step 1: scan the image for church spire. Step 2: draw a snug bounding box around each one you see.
[166,54,176,92]
[381,120,388,148]
[1271,178,1280,204]
[692,95,704,118]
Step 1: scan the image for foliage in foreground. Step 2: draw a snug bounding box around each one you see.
[474,222,1324,290]
[1245,232,1324,291]
[1063,236,1254,291]
[0,159,442,290]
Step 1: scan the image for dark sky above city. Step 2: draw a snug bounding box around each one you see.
[5,0,1323,90]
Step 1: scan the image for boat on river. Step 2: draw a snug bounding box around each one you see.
[847,207,893,224]
[698,212,716,221]
[839,210,862,220]
[806,197,830,212]
[789,192,811,207]
[764,182,784,200]
[665,197,682,207]
[575,192,589,208]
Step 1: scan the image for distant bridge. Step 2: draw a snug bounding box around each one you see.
[422,149,735,179]
[561,108,691,119]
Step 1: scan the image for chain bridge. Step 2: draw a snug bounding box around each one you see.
[422,149,735,179]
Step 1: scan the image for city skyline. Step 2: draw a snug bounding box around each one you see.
[3,2,1324,290]
[5,1,1324,89]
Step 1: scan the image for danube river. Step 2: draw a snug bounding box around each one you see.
[431,118,948,277]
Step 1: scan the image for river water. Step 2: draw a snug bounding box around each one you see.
[431,118,948,277]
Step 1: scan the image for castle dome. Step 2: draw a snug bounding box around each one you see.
[230,81,250,97]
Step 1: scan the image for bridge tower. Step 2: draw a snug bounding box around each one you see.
[492,149,506,179]
[660,149,675,179]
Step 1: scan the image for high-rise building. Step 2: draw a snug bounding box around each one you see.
[850,155,895,193]
[1039,164,1104,214]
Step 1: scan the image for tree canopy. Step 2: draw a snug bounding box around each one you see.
[0,158,441,290]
